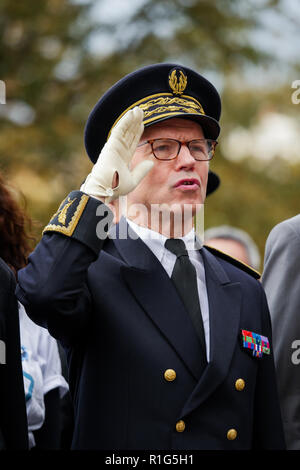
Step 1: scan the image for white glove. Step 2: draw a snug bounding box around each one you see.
[80,107,154,203]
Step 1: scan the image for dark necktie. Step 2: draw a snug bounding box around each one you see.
[165,238,207,362]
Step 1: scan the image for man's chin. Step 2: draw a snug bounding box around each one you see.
[150,201,203,222]
[171,197,205,212]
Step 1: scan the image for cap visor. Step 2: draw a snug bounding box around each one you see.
[144,113,220,140]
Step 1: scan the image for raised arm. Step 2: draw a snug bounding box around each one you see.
[16,108,153,346]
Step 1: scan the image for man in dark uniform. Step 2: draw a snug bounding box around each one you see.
[16,63,285,450]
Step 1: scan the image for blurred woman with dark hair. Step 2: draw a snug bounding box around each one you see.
[0,173,68,450]
[0,172,33,273]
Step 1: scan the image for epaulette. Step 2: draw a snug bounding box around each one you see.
[203,245,261,280]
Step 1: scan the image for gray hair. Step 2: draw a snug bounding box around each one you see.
[204,225,261,270]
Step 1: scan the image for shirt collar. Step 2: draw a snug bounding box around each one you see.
[126,218,202,263]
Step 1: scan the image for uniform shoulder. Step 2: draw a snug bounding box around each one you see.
[203,245,261,280]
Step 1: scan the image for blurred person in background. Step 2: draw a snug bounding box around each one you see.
[0,172,69,450]
[204,225,261,271]
[262,215,300,450]
[0,257,28,449]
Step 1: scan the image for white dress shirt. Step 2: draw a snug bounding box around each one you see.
[19,302,68,448]
[126,219,210,361]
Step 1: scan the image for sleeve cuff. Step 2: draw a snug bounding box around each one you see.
[43,191,114,255]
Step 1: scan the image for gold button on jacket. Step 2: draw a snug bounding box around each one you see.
[164,369,176,382]
[227,429,237,440]
[176,420,185,432]
[235,378,245,391]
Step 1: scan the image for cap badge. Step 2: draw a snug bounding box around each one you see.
[168,68,187,95]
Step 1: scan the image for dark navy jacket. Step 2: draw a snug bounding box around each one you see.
[16,192,285,450]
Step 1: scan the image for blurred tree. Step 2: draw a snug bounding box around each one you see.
[0,1,96,165]
[116,0,275,71]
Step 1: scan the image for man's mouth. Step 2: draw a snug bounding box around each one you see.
[174,178,200,190]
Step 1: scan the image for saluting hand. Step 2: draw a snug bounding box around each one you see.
[80,107,154,203]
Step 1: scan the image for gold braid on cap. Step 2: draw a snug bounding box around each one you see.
[107,93,205,139]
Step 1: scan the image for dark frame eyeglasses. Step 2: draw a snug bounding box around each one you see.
[137,138,217,161]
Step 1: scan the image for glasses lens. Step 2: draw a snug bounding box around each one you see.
[152,139,179,160]
[189,139,215,160]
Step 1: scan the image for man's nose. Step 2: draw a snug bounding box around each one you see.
[174,143,196,170]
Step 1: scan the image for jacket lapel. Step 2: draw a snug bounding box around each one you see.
[113,219,204,381]
[180,247,242,417]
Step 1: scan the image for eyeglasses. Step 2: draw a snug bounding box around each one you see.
[137,138,217,161]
